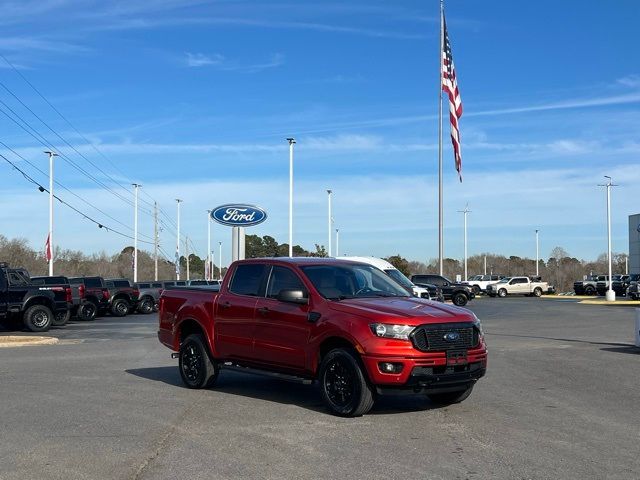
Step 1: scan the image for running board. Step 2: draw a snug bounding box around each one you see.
[221,363,313,385]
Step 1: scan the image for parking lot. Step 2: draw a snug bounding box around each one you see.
[1,298,638,480]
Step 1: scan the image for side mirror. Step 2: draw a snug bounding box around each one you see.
[277,289,308,305]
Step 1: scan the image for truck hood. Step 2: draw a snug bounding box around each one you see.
[329,296,475,324]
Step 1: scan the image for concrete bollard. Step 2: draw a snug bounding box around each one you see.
[636,309,640,348]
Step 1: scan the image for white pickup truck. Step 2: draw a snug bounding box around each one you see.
[464,274,504,295]
[486,276,554,298]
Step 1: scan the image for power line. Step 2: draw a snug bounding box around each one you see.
[0,153,154,245]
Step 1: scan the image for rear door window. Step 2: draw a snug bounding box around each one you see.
[114,280,130,288]
[229,264,267,297]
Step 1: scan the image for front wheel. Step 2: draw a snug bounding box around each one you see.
[427,385,474,405]
[472,285,481,295]
[498,289,507,298]
[179,334,218,389]
[452,293,468,306]
[23,304,53,332]
[319,348,374,417]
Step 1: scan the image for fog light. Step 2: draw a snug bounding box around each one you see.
[379,362,404,374]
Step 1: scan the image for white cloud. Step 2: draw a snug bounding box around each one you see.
[185,52,224,67]
[184,52,284,72]
[616,75,640,88]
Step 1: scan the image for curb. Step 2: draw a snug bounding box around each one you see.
[0,336,59,348]
[578,300,640,307]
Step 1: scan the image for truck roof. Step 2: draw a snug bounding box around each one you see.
[237,257,370,267]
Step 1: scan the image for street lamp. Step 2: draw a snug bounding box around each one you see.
[176,199,182,280]
[44,151,58,275]
[535,229,539,277]
[599,176,618,301]
[457,205,470,281]
[132,184,141,282]
[206,210,212,280]
[287,138,296,257]
[335,228,340,257]
[327,189,333,256]
[218,241,223,281]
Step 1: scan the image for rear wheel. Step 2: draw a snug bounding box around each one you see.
[427,385,474,405]
[319,348,374,417]
[584,285,596,296]
[498,288,507,298]
[179,334,218,389]
[111,299,129,317]
[138,297,155,314]
[472,285,481,295]
[533,287,542,297]
[452,292,468,306]
[78,302,97,321]
[52,310,71,326]
[23,305,52,332]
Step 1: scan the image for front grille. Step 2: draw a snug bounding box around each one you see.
[410,323,477,352]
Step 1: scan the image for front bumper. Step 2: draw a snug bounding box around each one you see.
[361,346,488,392]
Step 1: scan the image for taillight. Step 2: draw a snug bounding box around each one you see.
[79,284,85,298]
[102,289,110,300]
[65,287,72,303]
[133,288,140,297]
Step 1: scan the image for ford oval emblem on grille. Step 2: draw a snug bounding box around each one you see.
[443,332,460,342]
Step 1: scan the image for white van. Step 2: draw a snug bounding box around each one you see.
[341,256,431,299]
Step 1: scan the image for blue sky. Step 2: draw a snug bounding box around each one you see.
[0,0,639,268]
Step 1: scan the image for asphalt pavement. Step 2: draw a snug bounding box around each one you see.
[0,298,638,480]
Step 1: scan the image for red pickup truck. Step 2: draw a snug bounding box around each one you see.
[158,258,487,417]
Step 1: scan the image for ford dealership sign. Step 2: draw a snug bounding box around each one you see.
[211,204,267,227]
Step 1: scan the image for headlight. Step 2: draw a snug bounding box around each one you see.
[369,323,415,340]
[471,314,484,335]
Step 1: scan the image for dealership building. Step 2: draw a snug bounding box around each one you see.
[630,213,640,274]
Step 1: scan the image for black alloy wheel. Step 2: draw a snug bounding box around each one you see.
[452,293,468,306]
[319,348,374,417]
[138,298,154,314]
[472,285,481,295]
[111,299,129,317]
[179,334,218,389]
[78,302,97,321]
[52,310,71,326]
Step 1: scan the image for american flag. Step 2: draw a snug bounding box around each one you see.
[442,14,463,182]
[44,234,52,263]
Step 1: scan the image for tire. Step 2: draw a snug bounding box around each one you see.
[138,297,155,314]
[488,293,496,298]
[472,285,481,295]
[23,304,53,332]
[533,287,542,297]
[111,298,129,317]
[319,348,374,417]
[427,385,474,405]
[52,310,71,326]
[452,293,468,306]
[78,302,97,321]
[498,288,507,298]
[179,334,218,389]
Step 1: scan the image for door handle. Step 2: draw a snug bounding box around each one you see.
[257,307,269,316]
[220,302,231,309]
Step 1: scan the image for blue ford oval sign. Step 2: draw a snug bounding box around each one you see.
[211,204,267,227]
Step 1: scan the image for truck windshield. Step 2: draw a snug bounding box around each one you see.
[301,264,410,300]
[384,269,414,288]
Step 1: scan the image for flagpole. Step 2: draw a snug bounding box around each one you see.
[438,0,444,276]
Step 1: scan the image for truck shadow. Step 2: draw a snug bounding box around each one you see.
[600,345,640,355]
[126,366,441,415]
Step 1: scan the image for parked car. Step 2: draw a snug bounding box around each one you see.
[158,258,487,417]
[104,279,140,317]
[68,276,110,320]
[486,276,554,297]
[410,274,474,306]
[463,274,504,295]
[627,280,640,300]
[573,275,604,296]
[29,275,76,326]
[0,263,71,332]
[340,257,432,299]
[596,275,636,297]
[134,281,163,314]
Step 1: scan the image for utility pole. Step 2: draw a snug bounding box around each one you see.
[44,151,58,275]
[458,205,470,281]
[218,241,223,281]
[327,189,333,256]
[599,176,618,301]
[132,184,141,282]
[176,199,182,280]
[484,255,487,276]
[335,228,340,257]
[153,202,159,281]
[535,229,539,277]
[207,210,212,280]
[185,236,190,281]
[287,138,296,257]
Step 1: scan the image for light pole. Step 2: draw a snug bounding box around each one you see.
[335,228,340,257]
[132,184,141,282]
[327,189,333,256]
[535,229,539,277]
[458,205,470,281]
[44,151,58,275]
[287,138,296,257]
[599,176,617,301]
[176,199,182,280]
[206,210,212,280]
[218,241,222,281]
